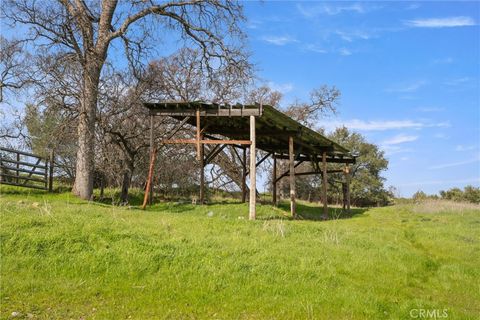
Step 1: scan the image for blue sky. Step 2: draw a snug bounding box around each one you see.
[242,1,480,197]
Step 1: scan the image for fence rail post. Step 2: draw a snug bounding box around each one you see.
[16,152,20,184]
[48,149,54,192]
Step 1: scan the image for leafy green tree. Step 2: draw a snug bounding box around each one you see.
[440,185,480,204]
[439,187,463,202]
[412,190,428,202]
[327,127,390,207]
[23,103,77,179]
[463,185,480,204]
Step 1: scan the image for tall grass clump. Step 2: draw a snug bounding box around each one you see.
[413,199,480,214]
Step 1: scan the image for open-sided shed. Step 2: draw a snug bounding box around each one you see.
[143,101,355,219]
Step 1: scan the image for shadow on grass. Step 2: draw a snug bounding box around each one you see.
[0,186,50,196]
[1,186,369,220]
[274,201,368,221]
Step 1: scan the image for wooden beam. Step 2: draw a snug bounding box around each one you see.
[289,136,296,217]
[0,146,44,159]
[166,116,191,140]
[0,172,46,183]
[149,114,154,204]
[204,144,220,163]
[21,158,42,186]
[272,154,277,206]
[0,165,46,176]
[345,165,351,212]
[274,161,304,183]
[0,158,47,169]
[232,146,244,165]
[293,171,317,177]
[199,134,205,204]
[142,148,157,210]
[48,149,54,192]
[16,152,20,184]
[249,115,256,220]
[150,108,262,117]
[242,147,247,203]
[275,154,355,164]
[246,152,271,176]
[205,144,227,164]
[196,109,201,161]
[205,129,298,137]
[294,169,343,176]
[322,151,328,219]
[160,139,251,145]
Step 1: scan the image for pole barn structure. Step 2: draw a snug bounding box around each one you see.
[142,101,355,220]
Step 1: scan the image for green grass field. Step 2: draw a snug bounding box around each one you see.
[1,186,479,319]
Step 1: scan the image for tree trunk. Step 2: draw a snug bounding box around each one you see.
[73,62,102,200]
[120,158,134,204]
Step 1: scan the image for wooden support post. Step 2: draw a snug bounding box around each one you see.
[196,109,201,160]
[48,149,54,192]
[16,152,20,184]
[199,134,205,205]
[322,151,328,219]
[142,148,157,210]
[149,114,154,204]
[272,154,277,206]
[345,165,351,212]
[242,147,247,203]
[289,136,296,217]
[249,115,256,220]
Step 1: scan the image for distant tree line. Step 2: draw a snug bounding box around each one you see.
[412,186,480,204]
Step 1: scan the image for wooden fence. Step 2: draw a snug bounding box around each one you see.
[0,147,53,191]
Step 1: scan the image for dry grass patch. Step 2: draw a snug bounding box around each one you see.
[413,199,480,214]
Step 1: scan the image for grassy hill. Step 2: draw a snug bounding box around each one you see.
[1,186,479,319]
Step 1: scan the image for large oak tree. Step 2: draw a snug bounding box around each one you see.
[2,0,246,199]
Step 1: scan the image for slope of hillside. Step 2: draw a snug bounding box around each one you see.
[1,187,479,319]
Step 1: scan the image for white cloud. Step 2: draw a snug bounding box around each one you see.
[433,133,448,139]
[319,119,449,132]
[428,155,480,170]
[416,107,445,112]
[456,145,478,152]
[261,35,298,46]
[432,57,454,64]
[406,3,421,10]
[386,80,428,93]
[297,3,368,17]
[247,20,261,29]
[381,134,418,155]
[444,77,472,86]
[335,30,373,42]
[382,145,414,155]
[304,44,327,54]
[267,81,294,94]
[405,16,476,28]
[339,48,352,56]
[382,134,418,145]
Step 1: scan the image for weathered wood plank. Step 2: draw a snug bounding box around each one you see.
[272,154,277,206]
[142,148,157,210]
[242,147,247,203]
[322,151,328,219]
[150,109,262,117]
[160,139,252,145]
[289,136,296,217]
[199,134,205,204]
[249,115,256,220]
